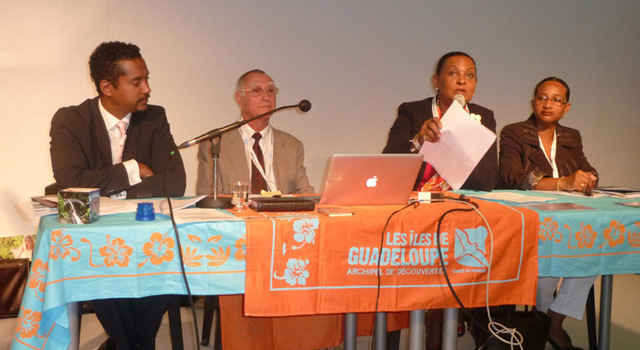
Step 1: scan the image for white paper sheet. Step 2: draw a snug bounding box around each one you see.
[170,207,239,224]
[419,102,496,190]
[99,196,206,215]
[22,196,207,220]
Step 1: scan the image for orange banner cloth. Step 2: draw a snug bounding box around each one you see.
[221,198,539,349]
[219,296,411,349]
[245,199,539,315]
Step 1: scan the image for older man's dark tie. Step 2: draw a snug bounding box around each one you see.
[251,133,268,194]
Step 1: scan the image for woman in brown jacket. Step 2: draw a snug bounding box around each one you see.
[499,77,597,350]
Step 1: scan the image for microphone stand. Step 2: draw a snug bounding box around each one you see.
[196,137,231,208]
[184,102,306,209]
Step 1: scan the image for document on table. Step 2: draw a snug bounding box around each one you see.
[171,207,240,223]
[20,196,208,220]
[592,186,640,199]
[530,190,606,198]
[525,202,596,211]
[420,101,496,190]
[99,196,207,215]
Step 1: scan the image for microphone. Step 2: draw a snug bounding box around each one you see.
[299,99,311,112]
[178,100,311,149]
[453,94,466,107]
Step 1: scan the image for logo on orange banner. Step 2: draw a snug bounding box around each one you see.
[346,226,489,277]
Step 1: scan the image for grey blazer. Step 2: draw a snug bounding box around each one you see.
[196,127,314,195]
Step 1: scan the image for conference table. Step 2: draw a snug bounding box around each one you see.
[488,190,640,350]
[11,191,640,350]
[460,190,640,350]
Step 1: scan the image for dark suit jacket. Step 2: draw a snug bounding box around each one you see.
[382,97,498,191]
[196,127,314,195]
[50,97,186,198]
[499,115,597,190]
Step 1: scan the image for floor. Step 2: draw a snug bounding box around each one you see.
[3,275,640,349]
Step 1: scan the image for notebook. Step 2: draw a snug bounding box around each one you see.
[319,154,423,206]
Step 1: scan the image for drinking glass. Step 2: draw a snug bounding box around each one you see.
[230,181,249,211]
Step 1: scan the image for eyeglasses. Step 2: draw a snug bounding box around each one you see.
[240,85,279,97]
[535,94,567,107]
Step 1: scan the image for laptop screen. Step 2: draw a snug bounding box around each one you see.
[319,154,423,206]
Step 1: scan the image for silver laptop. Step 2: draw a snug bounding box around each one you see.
[319,154,423,206]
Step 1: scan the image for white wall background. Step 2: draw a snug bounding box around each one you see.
[1,1,639,238]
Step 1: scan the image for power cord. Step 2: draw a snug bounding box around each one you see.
[436,197,524,349]
[369,201,420,349]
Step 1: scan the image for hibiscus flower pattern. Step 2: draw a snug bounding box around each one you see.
[14,218,248,350]
[99,236,133,268]
[272,217,321,288]
[574,223,597,249]
[538,217,562,243]
[599,220,626,249]
[28,259,48,295]
[15,307,42,339]
[49,229,80,261]
[274,258,310,286]
[292,218,319,250]
[138,232,175,268]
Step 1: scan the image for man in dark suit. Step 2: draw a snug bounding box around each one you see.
[196,69,314,195]
[49,41,186,349]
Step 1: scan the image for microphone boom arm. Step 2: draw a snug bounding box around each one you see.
[178,101,306,149]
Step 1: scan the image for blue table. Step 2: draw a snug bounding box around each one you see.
[12,193,640,350]
[12,212,247,350]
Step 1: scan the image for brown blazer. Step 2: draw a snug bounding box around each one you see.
[499,115,597,190]
[49,97,186,198]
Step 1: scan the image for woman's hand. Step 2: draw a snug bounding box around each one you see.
[418,118,444,143]
[562,170,598,193]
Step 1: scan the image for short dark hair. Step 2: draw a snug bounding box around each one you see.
[435,51,476,76]
[89,41,142,95]
[534,77,571,101]
[235,69,268,91]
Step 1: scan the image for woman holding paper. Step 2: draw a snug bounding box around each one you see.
[383,51,498,192]
[499,77,597,350]
[383,51,498,350]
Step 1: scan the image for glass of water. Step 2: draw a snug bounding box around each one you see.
[230,181,249,211]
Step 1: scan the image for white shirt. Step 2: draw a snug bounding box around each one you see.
[238,121,277,192]
[99,99,142,197]
[538,129,559,178]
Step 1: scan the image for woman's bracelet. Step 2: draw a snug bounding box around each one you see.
[556,176,565,191]
[409,134,422,153]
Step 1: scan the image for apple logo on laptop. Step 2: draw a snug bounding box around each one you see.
[366,176,378,188]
